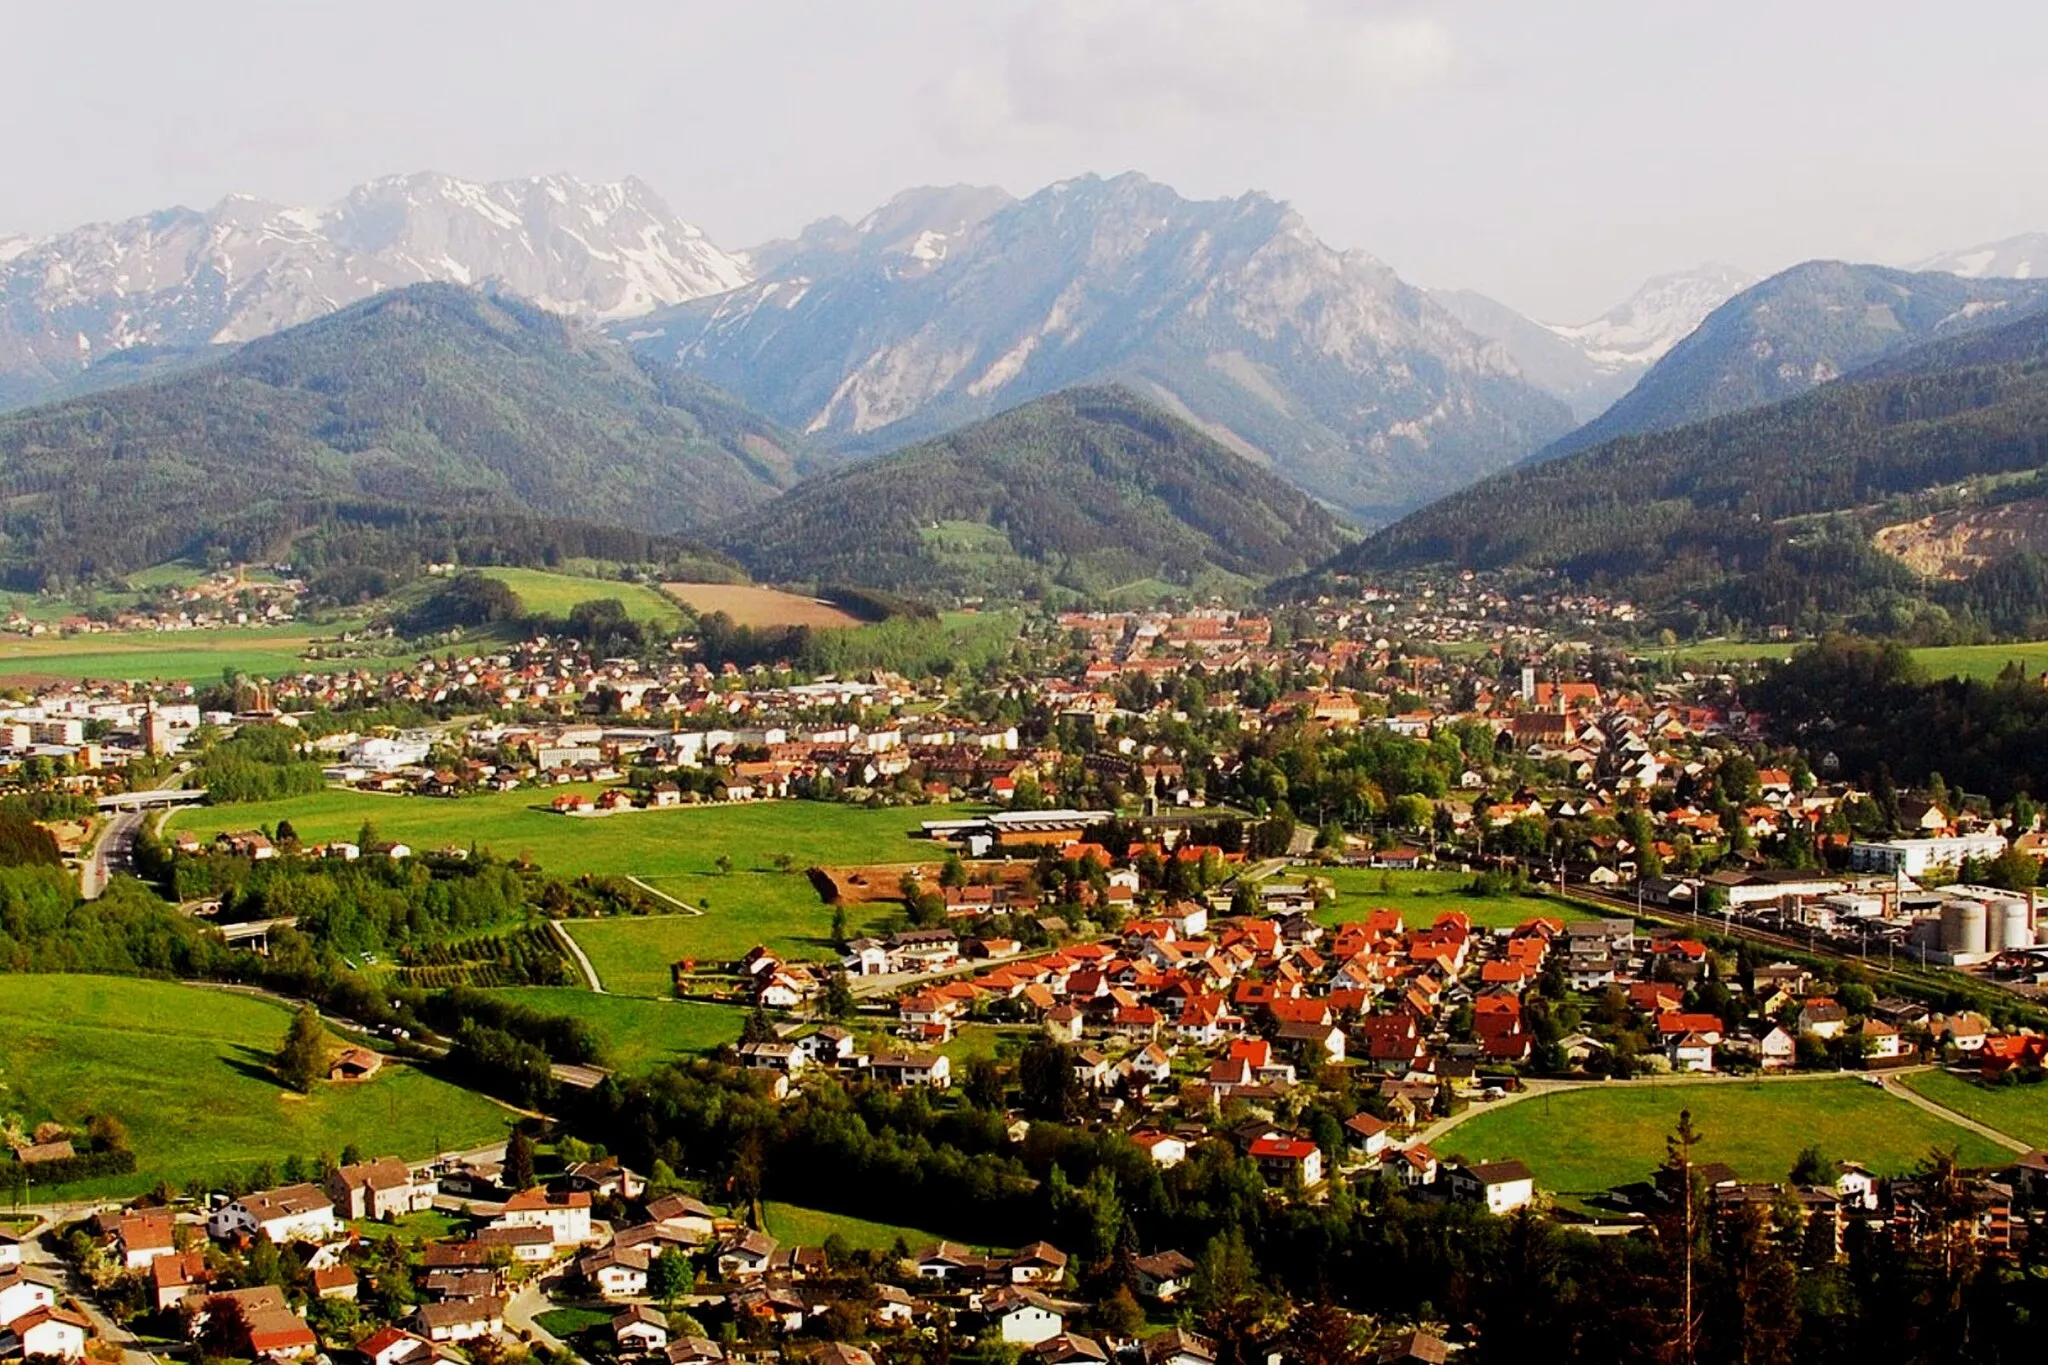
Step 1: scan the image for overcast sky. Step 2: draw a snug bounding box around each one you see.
[7,0,2047,320]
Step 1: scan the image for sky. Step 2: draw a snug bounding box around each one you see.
[6,0,2048,321]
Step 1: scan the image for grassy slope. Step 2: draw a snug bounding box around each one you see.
[477,567,684,627]
[483,987,749,1069]
[1898,1068,2048,1148]
[0,975,510,1197]
[761,1201,954,1252]
[1444,1078,2010,1194]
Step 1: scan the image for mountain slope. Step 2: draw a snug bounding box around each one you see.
[1335,305,2048,625]
[0,283,802,583]
[0,172,749,409]
[725,386,1351,599]
[630,172,1574,523]
[1540,262,2048,460]
[1912,233,2048,280]
[1436,265,1756,423]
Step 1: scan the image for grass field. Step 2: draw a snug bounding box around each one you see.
[1307,867,1571,932]
[1910,641,2048,683]
[173,791,950,974]
[0,975,512,1198]
[170,787,948,878]
[172,791,945,967]
[1898,1068,2048,1148]
[0,626,341,683]
[1444,1078,2010,1194]
[484,988,749,1068]
[663,582,863,629]
[761,1201,952,1252]
[477,568,683,627]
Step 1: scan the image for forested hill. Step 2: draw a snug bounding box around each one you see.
[0,283,805,583]
[725,386,1353,599]
[1333,304,2048,632]
[1539,262,2048,461]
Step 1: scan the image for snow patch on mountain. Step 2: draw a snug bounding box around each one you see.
[1911,233,2048,281]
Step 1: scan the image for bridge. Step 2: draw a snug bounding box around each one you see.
[96,788,207,813]
[216,917,299,953]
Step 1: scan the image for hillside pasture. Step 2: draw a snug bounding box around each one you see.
[662,582,864,629]
[0,975,510,1198]
[476,567,684,626]
[483,987,749,1069]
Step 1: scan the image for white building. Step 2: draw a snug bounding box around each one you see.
[491,1189,594,1247]
[207,1185,340,1244]
[1850,834,2007,877]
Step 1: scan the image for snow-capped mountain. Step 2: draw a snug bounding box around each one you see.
[1431,264,1755,421]
[627,173,1574,523]
[0,172,749,407]
[1912,233,2048,280]
[1546,262,1757,372]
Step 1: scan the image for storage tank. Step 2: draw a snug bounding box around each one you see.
[1993,899,2032,953]
[1941,898,1989,955]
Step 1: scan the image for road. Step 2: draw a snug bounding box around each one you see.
[551,919,605,993]
[1877,1072,2031,1154]
[81,765,192,901]
[19,1214,161,1365]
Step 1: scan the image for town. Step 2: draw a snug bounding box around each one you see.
[2,584,2047,1365]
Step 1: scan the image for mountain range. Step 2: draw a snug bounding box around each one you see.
[0,172,748,408]
[0,284,801,583]
[1338,298,2048,634]
[1537,262,2048,461]
[1432,263,1757,423]
[625,174,1576,522]
[12,169,2048,604]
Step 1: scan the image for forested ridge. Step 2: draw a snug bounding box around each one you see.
[1341,304,2048,634]
[0,283,804,587]
[727,386,1353,598]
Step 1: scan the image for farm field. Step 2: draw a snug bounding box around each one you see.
[663,582,863,629]
[477,568,683,627]
[562,887,900,994]
[0,625,345,684]
[1308,867,1569,932]
[1444,1078,2009,1194]
[761,1201,954,1253]
[484,987,749,1069]
[0,975,512,1198]
[1910,640,2048,683]
[1897,1068,2048,1148]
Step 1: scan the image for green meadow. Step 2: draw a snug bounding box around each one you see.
[1306,866,1571,932]
[483,987,750,1068]
[0,975,511,1199]
[1444,1078,2009,1194]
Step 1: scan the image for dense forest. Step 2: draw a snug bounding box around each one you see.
[1341,303,2048,636]
[1751,636,2048,804]
[725,387,1353,599]
[0,284,804,585]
